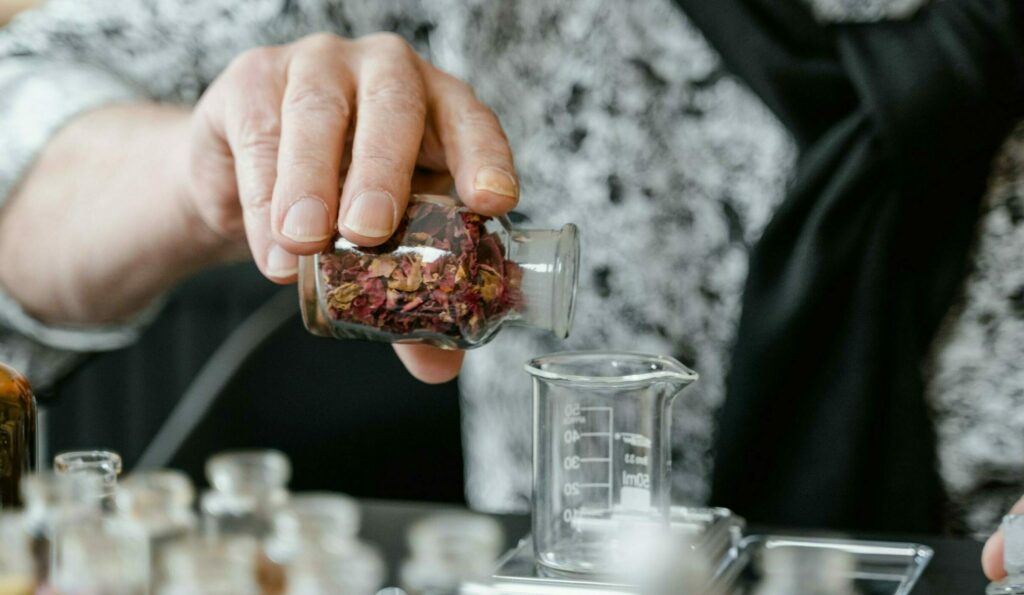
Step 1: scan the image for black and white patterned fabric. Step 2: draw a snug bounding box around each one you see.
[0,0,1020,533]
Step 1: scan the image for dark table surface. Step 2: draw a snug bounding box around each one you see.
[359,499,989,594]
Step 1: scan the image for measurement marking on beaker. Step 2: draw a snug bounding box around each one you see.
[578,483,611,488]
[579,406,613,412]
[579,457,610,463]
[608,409,614,510]
[580,432,610,437]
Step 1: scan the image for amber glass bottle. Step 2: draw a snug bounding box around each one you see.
[0,363,35,509]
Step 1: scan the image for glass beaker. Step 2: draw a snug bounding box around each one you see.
[525,351,697,574]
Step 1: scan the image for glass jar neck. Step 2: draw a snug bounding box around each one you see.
[506,224,579,339]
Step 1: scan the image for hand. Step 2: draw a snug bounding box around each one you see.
[184,32,519,382]
[982,495,1024,580]
[0,32,517,383]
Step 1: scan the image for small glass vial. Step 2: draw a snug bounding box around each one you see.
[989,514,1024,594]
[285,537,384,595]
[51,516,150,595]
[157,535,260,595]
[299,194,579,349]
[202,450,292,595]
[287,492,359,545]
[53,450,122,512]
[0,513,35,595]
[0,363,36,510]
[20,472,104,588]
[117,471,197,589]
[399,512,503,595]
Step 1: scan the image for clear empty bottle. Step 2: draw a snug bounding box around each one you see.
[399,512,503,595]
[53,450,122,512]
[51,516,150,595]
[20,472,104,589]
[203,450,292,595]
[117,470,197,590]
[286,492,359,547]
[285,537,384,595]
[0,513,35,595]
[299,194,579,349]
[989,514,1024,594]
[157,535,261,595]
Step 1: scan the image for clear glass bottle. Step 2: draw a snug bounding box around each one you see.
[117,470,197,590]
[286,492,359,545]
[51,516,150,595]
[53,450,122,512]
[0,363,36,510]
[202,450,292,595]
[156,535,260,595]
[20,472,104,588]
[0,513,35,595]
[299,194,579,349]
[285,537,384,595]
[399,512,503,595]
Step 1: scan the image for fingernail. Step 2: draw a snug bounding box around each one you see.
[342,190,396,238]
[282,196,331,243]
[474,166,518,199]
[266,244,298,278]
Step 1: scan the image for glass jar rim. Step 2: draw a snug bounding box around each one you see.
[524,350,697,388]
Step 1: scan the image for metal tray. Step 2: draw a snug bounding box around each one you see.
[484,525,932,594]
[713,535,933,595]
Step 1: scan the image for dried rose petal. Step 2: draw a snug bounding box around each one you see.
[318,199,524,343]
[367,256,398,278]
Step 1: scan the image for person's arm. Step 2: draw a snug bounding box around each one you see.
[1,27,519,384]
[0,103,228,325]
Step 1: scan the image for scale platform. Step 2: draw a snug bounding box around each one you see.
[482,508,933,594]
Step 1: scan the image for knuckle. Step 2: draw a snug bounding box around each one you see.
[459,106,500,129]
[240,187,273,213]
[229,46,278,82]
[457,109,509,142]
[298,31,346,53]
[235,110,281,155]
[353,151,404,172]
[363,80,426,118]
[284,85,351,122]
[436,71,477,99]
[467,145,512,165]
[361,31,413,56]
[286,148,336,175]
